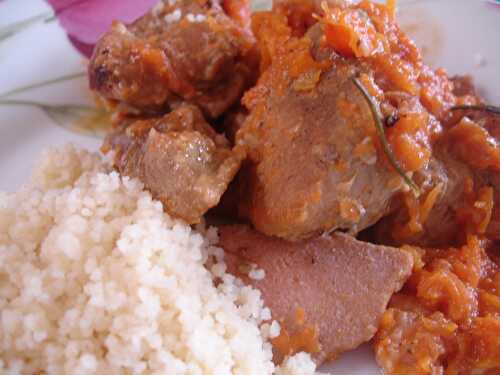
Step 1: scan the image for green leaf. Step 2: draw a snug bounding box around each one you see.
[0,12,53,43]
[352,77,420,196]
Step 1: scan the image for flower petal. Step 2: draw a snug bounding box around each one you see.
[46,0,158,55]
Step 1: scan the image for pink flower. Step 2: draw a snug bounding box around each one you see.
[46,0,158,57]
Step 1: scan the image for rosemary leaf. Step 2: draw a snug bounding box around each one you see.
[352,77,420,196]
[450,105,500,116]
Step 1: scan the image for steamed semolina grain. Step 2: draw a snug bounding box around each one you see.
[276,353,321,375]
[0,144,319,375]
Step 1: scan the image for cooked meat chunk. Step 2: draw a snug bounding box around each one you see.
[104,104,243,223]
[235,6,451,241]
[237,23,421,240]
[376,110,500,247]
[219,225,413,364]
[485,172,500,240]
[462,112,500,240]
[238,61,404,241]
[89,0,256,118]
[241,4,497,246]
[375,142,480,247]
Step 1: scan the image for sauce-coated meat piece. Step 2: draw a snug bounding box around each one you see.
[219,225,413,364]
[374,142,479,247]
[89,0,256,118]
[236,5,494,244]
[104,104,243,223]
[236,13,417,241]
[375,81,500,247]
[238,59,403,241]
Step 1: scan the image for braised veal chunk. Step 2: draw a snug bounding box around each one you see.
[375,100,500,248]
[103,104,243,223]
[89,0,256,118]
[235,5,447,241]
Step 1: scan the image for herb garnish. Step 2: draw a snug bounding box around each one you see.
[450,105,500,116]
[352,77,420,196]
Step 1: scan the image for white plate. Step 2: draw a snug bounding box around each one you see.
[0,0,499,373]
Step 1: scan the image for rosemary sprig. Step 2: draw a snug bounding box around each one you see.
[0,72,86,99]
[450,105,500,116]
[352,77,420,196]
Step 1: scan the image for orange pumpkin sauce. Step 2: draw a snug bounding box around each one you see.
[273,0,317,37]
[222,0,251,28]
[375,237,500,375]
[239,11,330,155]
[271,307,321,359]
[386,113,431,172]
[322,1,459,175]
[323,1,456,115]
[249,11,330,95]
[447,117,500,172]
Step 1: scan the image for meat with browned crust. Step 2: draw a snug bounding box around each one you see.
[374,80,500,247]
[89,0,256,118]
[104,104,243,223]
[237,58,406,241]
[234,12,439,241]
